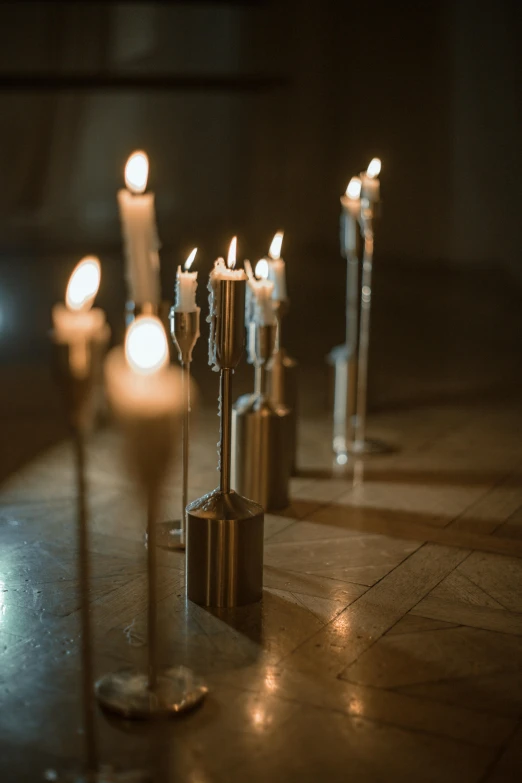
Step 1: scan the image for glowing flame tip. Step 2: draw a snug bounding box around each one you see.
[125,150,149,194]
[125,316,168,375]
[65,256,101,312]
[268,231,284,260]
[184,247,197,271]
[227,236,237,269]
[367,157,381,179]
[345,177,362,199]
[255,259,269,280]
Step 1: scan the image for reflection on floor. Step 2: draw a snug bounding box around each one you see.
[1,261,522,781]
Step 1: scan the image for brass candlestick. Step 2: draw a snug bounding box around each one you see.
[186,275,264,608]
[267,298,298,474]
[95,333,207,720]
[232,322,291,510]
[53,324,149,781]
[156,308,200,550]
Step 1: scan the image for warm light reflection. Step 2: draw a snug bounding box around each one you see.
[184,247,198,271]
[227,236,237,269]
[366,157,381,178]
[65,256,101,312]
[264,669,278,692]
[125,316,168,375]
[255,259,269,280]
[345,176,362,200]
[268,231,284,260]
[348,696,364,716]
[125,150,149,194]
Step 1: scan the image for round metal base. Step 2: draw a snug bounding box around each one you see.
[344,438,393,456]
[156,520,185,550]
[95,667,208,720]
[50,769,150,782]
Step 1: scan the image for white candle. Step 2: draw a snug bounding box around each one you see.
[248,260,275,326]
[360,157,381,203]
[105,316,182,418]
[340,177,361,255]
[175,248,198,312]
[117,150,161,306]
[266,231,287,301]
[52,256,107,379]
[207,237,247,369]
[52,256,106,343]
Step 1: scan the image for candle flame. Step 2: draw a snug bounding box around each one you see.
[184,247,197,271]
[255,259,269,280]
[125,150,149,194]
[65,256,101,312]
[125,316,168,375]
[268,231,284,260]
[227,236,237,269]
[345,177,362,200]
[366,158,381,179]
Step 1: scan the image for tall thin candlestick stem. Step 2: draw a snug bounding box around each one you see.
[180,363,190,546]
[73,429,98,774]
[219,368,232,493]
[147,485,158,692]
[346,248,359,355]
[353,229,374,449]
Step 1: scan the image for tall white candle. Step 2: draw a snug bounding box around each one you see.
[360,157,381,203]
[340,177,361,256]
[248,260,275,326]
[266,231,287,301]
[207,237,247,370]
[175,248,198,313]
[117,150,161,306]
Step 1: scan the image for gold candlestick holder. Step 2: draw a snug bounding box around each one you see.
[156,308,200,550]
[232,322,291,510]
[95,342,208,719]
[267,298,298,474]
[53,327,149,781]
[186,277,264,608]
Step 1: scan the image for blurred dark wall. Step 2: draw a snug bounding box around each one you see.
[0,0,520,276]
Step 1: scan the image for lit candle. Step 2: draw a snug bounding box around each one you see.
[207,236,247,369]
[175,248,198,313]
[248,260,275,326]
[360,157,381,203]
[105,316,181,418]
[117,150,161,306]
[52,256,106,343]
[266,231,286,301]
[340,176,361,256]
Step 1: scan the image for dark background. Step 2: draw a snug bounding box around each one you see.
[0,0,521,365]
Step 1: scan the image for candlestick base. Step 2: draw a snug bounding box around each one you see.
[231,393,291,511]
[95,666,208,720]
[156,520,185,550]
[344,437,393,456]
[186,489,264,607]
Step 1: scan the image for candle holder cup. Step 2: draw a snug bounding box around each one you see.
[267,298,298,474]
[186,277,264,608]
[95,348,208,720]
[232,322,291,511]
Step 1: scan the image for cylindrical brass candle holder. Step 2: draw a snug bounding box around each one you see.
[232,322,291,511]
[186,275,264,608]
[267,298,298,474]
